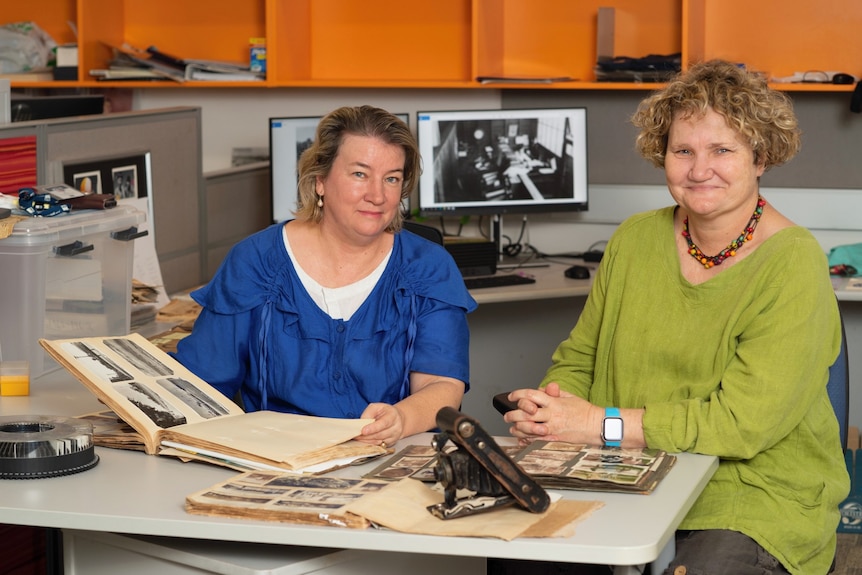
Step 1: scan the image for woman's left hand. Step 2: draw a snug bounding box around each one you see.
[356,403,405,449]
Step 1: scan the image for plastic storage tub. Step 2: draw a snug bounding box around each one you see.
[0,206,146,378]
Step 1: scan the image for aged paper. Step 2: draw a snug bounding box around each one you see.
[346,478,603,541]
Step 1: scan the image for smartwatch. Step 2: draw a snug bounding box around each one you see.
[602,407,623,447]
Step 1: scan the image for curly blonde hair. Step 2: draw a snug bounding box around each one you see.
[631,60,801,170]
[293,105,419,232]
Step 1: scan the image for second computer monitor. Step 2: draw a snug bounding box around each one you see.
[416,107,588,217]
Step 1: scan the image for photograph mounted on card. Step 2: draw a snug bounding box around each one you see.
[72,171,102,194]
[111,165,138,199]
[62,152,151,201]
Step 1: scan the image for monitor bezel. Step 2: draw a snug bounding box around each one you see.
[416,107,588,217]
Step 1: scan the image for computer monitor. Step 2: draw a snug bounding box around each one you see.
[10,94,105,122]
[269,113,410,224]
[416,107,588,216]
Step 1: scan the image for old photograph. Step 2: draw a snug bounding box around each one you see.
[72,170,102,194]
[111,165,138,199]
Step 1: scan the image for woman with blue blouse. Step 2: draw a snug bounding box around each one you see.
[174,105,476,449]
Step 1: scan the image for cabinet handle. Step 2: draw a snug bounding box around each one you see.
[53,241,94,257]
[111,227,149,241]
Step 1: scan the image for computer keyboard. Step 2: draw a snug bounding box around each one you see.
[463,274,537,290]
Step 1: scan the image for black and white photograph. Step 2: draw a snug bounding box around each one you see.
[111,165,138,199]
[156,377,232,419]
[432,116,573,203]
[115,381,188,429]
[416,108,589,216]
[185,470,379,528]
[62,341,134,383]
[364,444,445,482]
[103,337,174,377]
[63,152,151,200]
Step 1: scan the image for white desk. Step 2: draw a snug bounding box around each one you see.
[468,260,594,305]
[833,276,862,302]
[0,371,717,575]
[462,261,594,434]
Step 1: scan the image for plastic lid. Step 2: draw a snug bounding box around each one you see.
[1,205,145,246]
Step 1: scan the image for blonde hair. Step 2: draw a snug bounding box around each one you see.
[293,105,419,232]
[631,60,801,170]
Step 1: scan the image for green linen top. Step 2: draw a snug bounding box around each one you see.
[541,207,850,575]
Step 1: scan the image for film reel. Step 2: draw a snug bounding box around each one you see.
[0,415,99,479]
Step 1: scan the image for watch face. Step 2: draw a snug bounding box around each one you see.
[603,417,623,442]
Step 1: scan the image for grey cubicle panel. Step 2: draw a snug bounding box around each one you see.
[503,90,862,190]
[202,161,272,281]
[0,107,205,294]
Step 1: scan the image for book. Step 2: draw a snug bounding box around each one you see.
[365,441,676,495]
[39,333,387,473]
[476,76,575,84]
[89,67,173,81]
[185,469,385,529]
[186,467,604,539]
[144,46,264,82]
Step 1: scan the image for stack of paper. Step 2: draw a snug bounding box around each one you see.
[91,44,264,83]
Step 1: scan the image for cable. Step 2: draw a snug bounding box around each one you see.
[500,216,528,258]
[439,216,463,238]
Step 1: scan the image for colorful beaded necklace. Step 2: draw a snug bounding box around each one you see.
[682,196,766,269]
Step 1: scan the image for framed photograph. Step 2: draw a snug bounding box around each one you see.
[72,171,102,194]
[111,165,138,199]
[63,152,150,200]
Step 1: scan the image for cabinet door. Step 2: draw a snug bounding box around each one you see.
[475,0,681,84]
[269,0,472,86]
[685,0,862,83]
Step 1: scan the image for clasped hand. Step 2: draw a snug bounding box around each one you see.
[503,383,603,445]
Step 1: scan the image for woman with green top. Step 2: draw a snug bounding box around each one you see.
[501,60,849,575]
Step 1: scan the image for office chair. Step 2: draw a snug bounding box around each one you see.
[827,309,850,450]
[402,221,444,245]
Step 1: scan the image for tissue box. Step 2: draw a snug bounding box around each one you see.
[0,205,145,377]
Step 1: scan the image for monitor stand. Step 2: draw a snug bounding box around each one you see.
[492,214,502,263]
[491,214,550,270]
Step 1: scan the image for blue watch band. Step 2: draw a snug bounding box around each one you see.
[602,407,623,447]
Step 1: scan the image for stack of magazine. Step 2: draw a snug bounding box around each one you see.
[90,43,265,83]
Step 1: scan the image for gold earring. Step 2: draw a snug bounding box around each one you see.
[317,196,323,208]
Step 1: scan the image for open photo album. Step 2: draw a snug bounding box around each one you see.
[40,333,388,473]
[365,440,676,495]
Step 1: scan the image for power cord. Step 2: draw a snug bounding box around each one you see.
[499,216,528,258]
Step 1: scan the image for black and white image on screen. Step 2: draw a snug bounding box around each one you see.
[416,108,588,216]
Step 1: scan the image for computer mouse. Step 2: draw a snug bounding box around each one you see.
[833,73,855,85]
[564,265,590,279]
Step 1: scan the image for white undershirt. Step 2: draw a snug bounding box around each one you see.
[283,226,391,321]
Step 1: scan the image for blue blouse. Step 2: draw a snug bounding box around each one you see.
[173,222,477,418]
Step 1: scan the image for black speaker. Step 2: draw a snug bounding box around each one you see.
[851,80,862,114]
[444,240,497,277]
